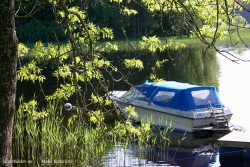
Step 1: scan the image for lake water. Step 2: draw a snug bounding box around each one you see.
[218,48,250,130]
[102,47,250,167]
[15,46,250,167]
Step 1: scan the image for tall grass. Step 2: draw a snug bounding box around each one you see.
[13,97,181,166]
[13,97,113,166]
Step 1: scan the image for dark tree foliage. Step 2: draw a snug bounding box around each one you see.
[15,0,189,42]
[15,2,66,42]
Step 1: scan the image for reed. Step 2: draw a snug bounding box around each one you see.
[13,97,114,166]
[13,96,186,166]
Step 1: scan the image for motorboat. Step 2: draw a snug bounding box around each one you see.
[107,80,233,133]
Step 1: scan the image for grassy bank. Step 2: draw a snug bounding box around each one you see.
[21,28,250,55]
[94,29,250,52]
[165,28,250,47]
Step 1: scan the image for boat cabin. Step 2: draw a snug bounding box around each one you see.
[133,81,224,111]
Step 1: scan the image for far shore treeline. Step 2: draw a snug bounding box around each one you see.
[15,1,190,43]
[15,1,250,45]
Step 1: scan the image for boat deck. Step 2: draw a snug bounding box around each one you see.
[218,131,250,148]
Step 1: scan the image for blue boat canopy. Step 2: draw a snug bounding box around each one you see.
[135,81,224,111]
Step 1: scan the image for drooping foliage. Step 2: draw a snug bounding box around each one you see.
[12,0,250,166]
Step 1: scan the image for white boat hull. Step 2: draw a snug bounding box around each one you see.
[107,88,233,133]
[116,101,232,133]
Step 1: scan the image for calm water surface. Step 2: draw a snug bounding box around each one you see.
[15,46,250,167]
[103,47,250,167]
[218,48,250,130]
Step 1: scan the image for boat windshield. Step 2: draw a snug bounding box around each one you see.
[191,90,216,106]
[122,88,150,103]
[153,91,175,102]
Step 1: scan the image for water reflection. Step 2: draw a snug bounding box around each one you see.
[147,131,225,167]
[102,45,250,167]
[102,131,224,167]
[16,44,250,167]
[108,44,220,91]
[156,45,219,88]
[217,48,250,129]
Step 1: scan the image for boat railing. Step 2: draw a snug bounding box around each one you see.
[148,86,159,100]
[205,101,229,128]
[119,87,139,103]
[205,101,214,116]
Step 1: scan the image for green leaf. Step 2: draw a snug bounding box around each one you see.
[88,110,104,124]
[53,64,71,79]
[124,58,144,71]
[46,84,77,101]
[18,43,29,57]
[17,60,45,83]
[124,105,138,118]
[139,36,161,52]
[121,8,138,16]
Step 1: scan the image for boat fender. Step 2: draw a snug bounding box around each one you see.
[64,103,78,111]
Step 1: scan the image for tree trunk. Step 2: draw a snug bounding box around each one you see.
[137,17,140,37]
[144,11,148,38]
[0,0,18,167]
